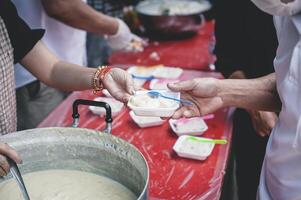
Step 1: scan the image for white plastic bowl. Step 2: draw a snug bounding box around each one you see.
[173,135,215,160]
[89,97,124,117]
[127,90,180,117]
[129,111,165,128]
[169,117,208,136]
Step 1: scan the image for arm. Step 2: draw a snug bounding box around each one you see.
[20,41,134,102]
[168,73,281,118]
[220,73,281,111]
[228,70,278,136]
[41,0,118,35]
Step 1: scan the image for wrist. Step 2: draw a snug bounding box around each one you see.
[91,66,112,94]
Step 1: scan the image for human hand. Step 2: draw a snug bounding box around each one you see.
[106,18,145,52]
[248,110,278,137]
[167,78,224,118]
[102,68,135,102]
[0,143,22,177]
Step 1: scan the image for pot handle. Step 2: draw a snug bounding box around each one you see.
[71,99,112,133]
[200,14,206,28]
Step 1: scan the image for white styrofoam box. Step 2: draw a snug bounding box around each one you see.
[129,111,165,128]
[149,78,179,90]
[173,135,215,160]
[127,90,180,117]
[169,117,208,136]
[102,89,112,97]
[152,67,183,79]
[89,97,124,117]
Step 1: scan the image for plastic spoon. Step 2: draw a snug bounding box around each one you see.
[147,91,194,106]
[131,74,155,81]
[7,157,31,200]
[187,136,227,145]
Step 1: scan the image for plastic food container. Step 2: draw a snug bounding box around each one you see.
[127,90,180,117]
[152,67,183,79]
[89,97,124,117]
[102,89,112,97]
[129,111,165,128]
[149,78,179,90]
[173,135,215,160]
[127,65,163,88]
[169,117,208,136]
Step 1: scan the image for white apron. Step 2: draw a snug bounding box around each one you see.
[11,0,87,88]
[258,14,301,200]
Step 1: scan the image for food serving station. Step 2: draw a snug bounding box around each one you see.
[37,19,234,199]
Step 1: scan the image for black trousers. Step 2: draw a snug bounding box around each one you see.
[221,109,269,200]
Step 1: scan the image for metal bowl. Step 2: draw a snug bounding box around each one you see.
[135,0,212,39]
[0,127,149,199]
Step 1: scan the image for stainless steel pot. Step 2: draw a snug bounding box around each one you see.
[135,0,212,39]
[0,100,149,199]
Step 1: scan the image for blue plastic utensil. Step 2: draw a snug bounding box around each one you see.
[131,74,155,81]
[147,91,194,106]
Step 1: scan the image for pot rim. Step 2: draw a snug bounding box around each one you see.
[135,0,212,17]
[0,127,150,199]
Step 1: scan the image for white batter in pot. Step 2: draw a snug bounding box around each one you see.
[0,169,137,200]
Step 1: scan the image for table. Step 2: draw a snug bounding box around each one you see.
[38,21,234,200]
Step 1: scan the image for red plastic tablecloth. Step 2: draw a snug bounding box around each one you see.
[109,21,215,71]
[39,22,233,199]
[38,69,233,200]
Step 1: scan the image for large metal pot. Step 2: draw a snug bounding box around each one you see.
[135,0,212,39]
[0,100,149,199]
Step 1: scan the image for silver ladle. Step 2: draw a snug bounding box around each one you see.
[7,157,31,200]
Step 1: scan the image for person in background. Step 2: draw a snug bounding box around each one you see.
[11,0,143,130]
[86,0,141,66]
[210,0,278,199]
[0,0,134,177]
[168,0,301,198]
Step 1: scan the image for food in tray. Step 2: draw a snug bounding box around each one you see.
[152,67,183,79]
[169,117,208,136]
[173,135,215,160]
[129,92,176,108]
[127,90,180,117]
[89,97,124,117]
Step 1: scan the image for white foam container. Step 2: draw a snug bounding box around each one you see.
[89,97,124,117]
[129,111,165,128]
[149,78,179,90]
[173,135,215,160]
[127,65,163,88]
[127,90,180,117]
[152,67,183,79]
[169,117,208,136]
[102,89,112,97]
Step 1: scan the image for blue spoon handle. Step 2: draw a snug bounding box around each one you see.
[131,74,154,81]
[160,95,193,106]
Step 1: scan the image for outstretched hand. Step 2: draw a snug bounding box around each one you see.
[102,68,135,103]
[168,78,224,118]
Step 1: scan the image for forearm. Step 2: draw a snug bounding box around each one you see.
[41,0,118,35]
[21,41,95,91]
[218,73,281,111]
